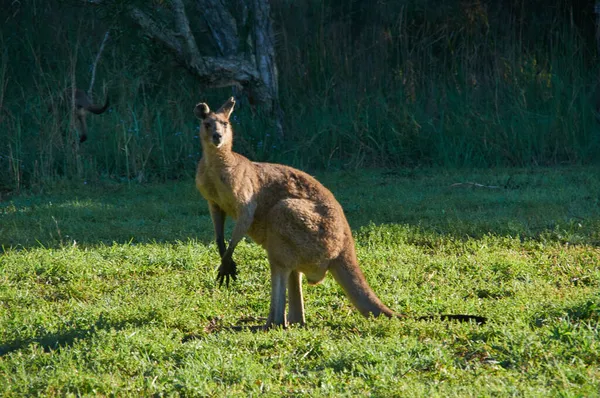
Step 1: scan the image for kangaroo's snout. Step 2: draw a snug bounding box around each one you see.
[212,133,223,146]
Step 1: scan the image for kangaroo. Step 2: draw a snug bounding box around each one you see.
[71,89,110,143]
[194,97,486,328]
[49,88,110,143]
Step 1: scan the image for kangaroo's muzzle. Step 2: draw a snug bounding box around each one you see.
[212,133,223,146]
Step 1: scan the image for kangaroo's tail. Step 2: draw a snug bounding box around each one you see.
[329,249,487,324]
[328,253,397,318]
[86,96,110,114]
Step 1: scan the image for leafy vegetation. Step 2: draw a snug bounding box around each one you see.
[1,167,599,395]
[1,1,599,192]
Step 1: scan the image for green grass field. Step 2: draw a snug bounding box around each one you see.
[1,167,599,396]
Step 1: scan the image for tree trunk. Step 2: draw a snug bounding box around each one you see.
[250,0,283,136]
[128,0,283,136]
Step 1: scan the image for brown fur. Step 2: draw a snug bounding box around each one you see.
[194,97,485,328]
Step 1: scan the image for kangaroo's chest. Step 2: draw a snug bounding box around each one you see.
[196,166,239,218]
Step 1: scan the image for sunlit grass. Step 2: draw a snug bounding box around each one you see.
[0,167,599,395]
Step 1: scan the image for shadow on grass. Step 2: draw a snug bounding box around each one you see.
[0,312,162,357]
[1,314,273,356]
[1,167,599,250]
[0,181,217,250]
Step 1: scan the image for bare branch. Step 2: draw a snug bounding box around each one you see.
[84,0,280,122]
[129,5,262,90]
[189,55,258,88]
[88,30,110,97]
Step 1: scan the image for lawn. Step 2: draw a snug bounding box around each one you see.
[1,167,599,396]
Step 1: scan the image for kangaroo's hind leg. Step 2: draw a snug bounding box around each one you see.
[287,271,305,325]
[264,262,290,329]
[262,198,343,328]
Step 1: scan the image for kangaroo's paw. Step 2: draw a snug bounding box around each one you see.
[216,257,238,288]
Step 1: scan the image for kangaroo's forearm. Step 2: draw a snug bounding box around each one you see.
[223,201,257,260]
[208,202,227,257]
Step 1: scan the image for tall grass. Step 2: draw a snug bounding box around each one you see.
[0,1,599,193]
[276,0,600,168]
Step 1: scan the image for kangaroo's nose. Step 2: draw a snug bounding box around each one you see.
[212,133,222,145]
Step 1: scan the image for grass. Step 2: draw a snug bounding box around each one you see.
[1,166,599,396]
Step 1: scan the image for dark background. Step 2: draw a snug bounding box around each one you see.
[1,0,599,192]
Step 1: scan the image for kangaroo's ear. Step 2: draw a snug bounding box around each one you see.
[216,97,236,119]
[194,103,210,119]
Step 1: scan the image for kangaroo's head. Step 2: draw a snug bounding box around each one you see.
[194,97,236,151]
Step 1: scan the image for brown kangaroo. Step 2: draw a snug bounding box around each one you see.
[194,97,486,328]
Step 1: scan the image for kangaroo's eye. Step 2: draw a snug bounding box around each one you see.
[203,122,211,129]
